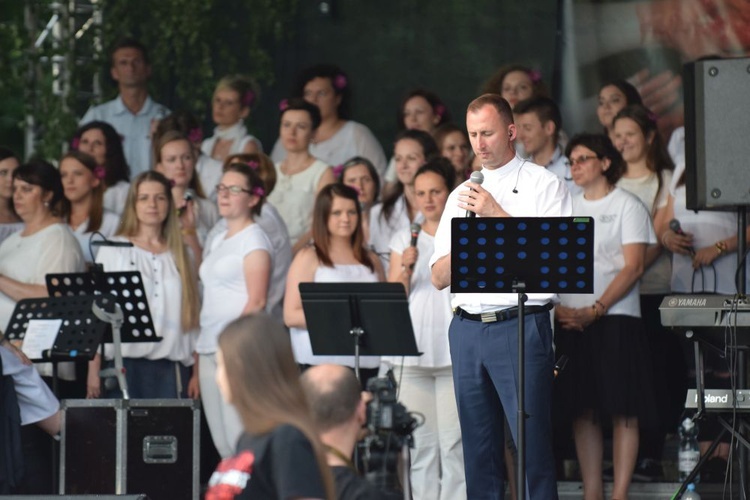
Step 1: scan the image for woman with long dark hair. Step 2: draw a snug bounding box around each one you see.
[284,184,384,374]
[72,121,131,215]
[206,313,334,499]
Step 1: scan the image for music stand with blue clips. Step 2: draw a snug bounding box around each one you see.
[451,216,594,499]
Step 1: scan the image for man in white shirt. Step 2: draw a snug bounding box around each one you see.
[80,38,169,177]
[514,96,581,196]
[431,94,571,499]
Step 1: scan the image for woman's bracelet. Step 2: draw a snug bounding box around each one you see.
[715,240,727,255]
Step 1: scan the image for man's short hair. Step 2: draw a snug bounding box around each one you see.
[110,37,149,66]
[466,94,514,126]
[513,96,562,142]
[300,366,362,432]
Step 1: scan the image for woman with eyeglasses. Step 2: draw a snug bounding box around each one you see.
[197,161,278,458]
[270,64,387,179]
[554,134,657,500]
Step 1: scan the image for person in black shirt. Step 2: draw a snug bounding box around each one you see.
[205,313,334,500]
[301,364,402,500]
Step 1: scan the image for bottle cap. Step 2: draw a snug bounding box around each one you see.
[687,483,696,491]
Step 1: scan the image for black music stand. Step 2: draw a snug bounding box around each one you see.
[451,217,594,499]
[4,295,108,393]
[46,271,160,399]
[299,282,420,381]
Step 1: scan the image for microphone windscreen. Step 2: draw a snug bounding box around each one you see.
[469,171,484,186]
[410,222,421,235]
[669,219,681,232]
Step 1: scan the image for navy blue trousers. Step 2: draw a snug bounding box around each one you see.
[449,310,558,500]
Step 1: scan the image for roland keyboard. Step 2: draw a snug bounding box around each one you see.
[685,389,750,412]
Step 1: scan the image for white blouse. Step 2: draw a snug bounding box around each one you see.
[96,238,196,366]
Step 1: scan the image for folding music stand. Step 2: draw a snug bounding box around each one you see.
[4,295,108,392]
[451,216,594,499]
[46,271,160,399]
[299,282,420,381]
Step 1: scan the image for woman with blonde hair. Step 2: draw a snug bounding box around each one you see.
[153,130,219,264]
[201,74,262,162]
[206,313,333,499]
[94,171,200,399]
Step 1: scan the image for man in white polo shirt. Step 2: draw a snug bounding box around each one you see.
[431,93,571,499]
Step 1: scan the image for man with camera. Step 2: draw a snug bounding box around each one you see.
[300,364,402,500]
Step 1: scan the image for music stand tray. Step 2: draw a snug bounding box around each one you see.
[47,271,160,344]
[450,217,594,293]
[299,282,420,378]
[4,295,107,362]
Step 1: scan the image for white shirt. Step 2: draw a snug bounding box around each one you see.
[0,223,85,380]
[198,223,275,354]
[266,159,330,244]
[196,154,224,202]
[560,188,655,317]
[96,239,196,366]
[81,95,170,177]
[204,202,292,323]
[617,169,673,294]
[271,121,387,178]
[0,345,59,425]
[383,229,452,368]
[369,196,423,274]
[70,210,121,263]
[670,166,743,294]
[103,181,130,216]
[429,155,572,313]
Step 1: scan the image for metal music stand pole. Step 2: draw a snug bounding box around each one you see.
[739,207,748,498]
[92,300,129,399]
[514,280,527,500]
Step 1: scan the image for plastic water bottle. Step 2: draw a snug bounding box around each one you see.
[681,483,701,499]
[678,418,700,483]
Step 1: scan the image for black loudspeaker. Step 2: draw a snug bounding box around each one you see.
[684,57,750,210]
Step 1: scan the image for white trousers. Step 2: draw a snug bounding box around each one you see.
[394,365,466,500]
[199,353,244,458]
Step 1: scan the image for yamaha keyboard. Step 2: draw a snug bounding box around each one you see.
[659,294,750,347]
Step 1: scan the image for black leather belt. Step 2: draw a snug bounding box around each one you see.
[454,304,552,323]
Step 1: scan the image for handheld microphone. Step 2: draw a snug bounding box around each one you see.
[466,171,484,218]
[669,219,694,255]
[409,223,421,270]
[554,354,569,378]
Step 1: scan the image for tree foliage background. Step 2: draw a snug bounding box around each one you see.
[0,0,297,159]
